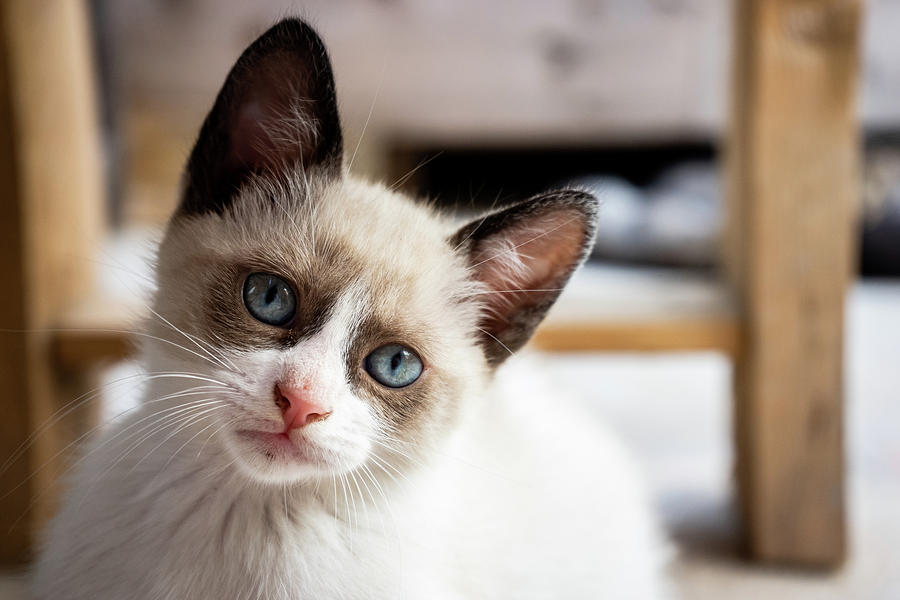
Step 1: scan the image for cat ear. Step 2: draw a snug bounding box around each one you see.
[451,190,598,366]
[179,19,343,216]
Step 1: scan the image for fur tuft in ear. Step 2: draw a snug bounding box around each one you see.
[451,190,598,366]
[180,18,343,216]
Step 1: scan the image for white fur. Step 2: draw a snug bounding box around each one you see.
[34,16,670,594]
[33,177,671,598]
[34,345,670,599]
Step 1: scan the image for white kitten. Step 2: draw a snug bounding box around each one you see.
[34,19,670,599]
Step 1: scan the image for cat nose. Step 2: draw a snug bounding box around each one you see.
[274,383,332,430]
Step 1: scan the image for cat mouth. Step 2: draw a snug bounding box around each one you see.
[235,429,319,463]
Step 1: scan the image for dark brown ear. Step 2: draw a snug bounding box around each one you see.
[179,19,343,216]
[451,190,598,366]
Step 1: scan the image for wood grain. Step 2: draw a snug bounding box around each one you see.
[0,4,32,566]
[531,317,739,355]
[726,0,862,568]
[0,0,104,564]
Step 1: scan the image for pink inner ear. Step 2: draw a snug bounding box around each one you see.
[231,99,277,170]
[472,209,587,334]
[230,94,311,174]
[226,52,317,174]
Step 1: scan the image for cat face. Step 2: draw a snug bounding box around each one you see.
[153,175,483,483]
[146,19,597,485]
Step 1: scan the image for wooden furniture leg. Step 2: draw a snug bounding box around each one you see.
[726,0,862,567]
[0,0,104,564]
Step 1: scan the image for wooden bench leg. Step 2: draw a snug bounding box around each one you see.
[0,0,104,564]
[726,0,862,568]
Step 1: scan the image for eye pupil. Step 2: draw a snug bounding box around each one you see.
[243,272,296,327]
[364,344,423,388]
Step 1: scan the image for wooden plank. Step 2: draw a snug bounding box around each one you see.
[533,263,739,353]
[726,0,862,568]
[53,331,136,372]
[0,5,32,566]
[52,297,141,373]
[0,0,104,564]
[532,317,739,355]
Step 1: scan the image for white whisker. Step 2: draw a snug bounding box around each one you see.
[146,306,236,372]
[347,60,385,173]
[477,327,513,356]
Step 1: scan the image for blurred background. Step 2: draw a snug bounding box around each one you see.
[1,0,898,598]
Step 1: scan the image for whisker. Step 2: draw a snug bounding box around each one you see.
[86,254,157,288]
[138,371,236,389]
[369,437,421,466]
[367,453,411,487]
[354,465,378,514]
[157,411,228,473]
[477,326,514,356]
[129,404,226,474]
[145,306,235,372]
[378,430,527,486]
[331,473,338,522]
[452,212,491,252]
[0,371,146,476]
[36,326,234,373]
[358,463,402,561]
[464,288,563,296]
[197,417,238,458]
[359,462,399,528]
[339,472,356,543]
[347,60,385,173]
[389,151,444,191]
[68,257,237,373]
[99,400,225,477]
[0,387,228,501]
[0,373,231,480]
[348,470,368,523]
[8,400,221,533]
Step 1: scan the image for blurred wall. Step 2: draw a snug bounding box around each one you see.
[96,0,900,225]
[98,0,731,223]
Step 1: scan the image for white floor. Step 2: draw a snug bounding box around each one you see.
[3,282,898,599]
[538,281,900,600]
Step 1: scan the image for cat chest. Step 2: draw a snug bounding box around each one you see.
[153,500,404,598]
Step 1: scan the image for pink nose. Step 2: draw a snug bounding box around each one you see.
[274,383,331,430]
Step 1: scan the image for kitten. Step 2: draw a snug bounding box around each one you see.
[34,19,669,599]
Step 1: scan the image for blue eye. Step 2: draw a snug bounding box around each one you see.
[364,344,423,388]
[242,272,296,326]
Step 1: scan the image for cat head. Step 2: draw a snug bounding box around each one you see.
[149,19,597,485]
